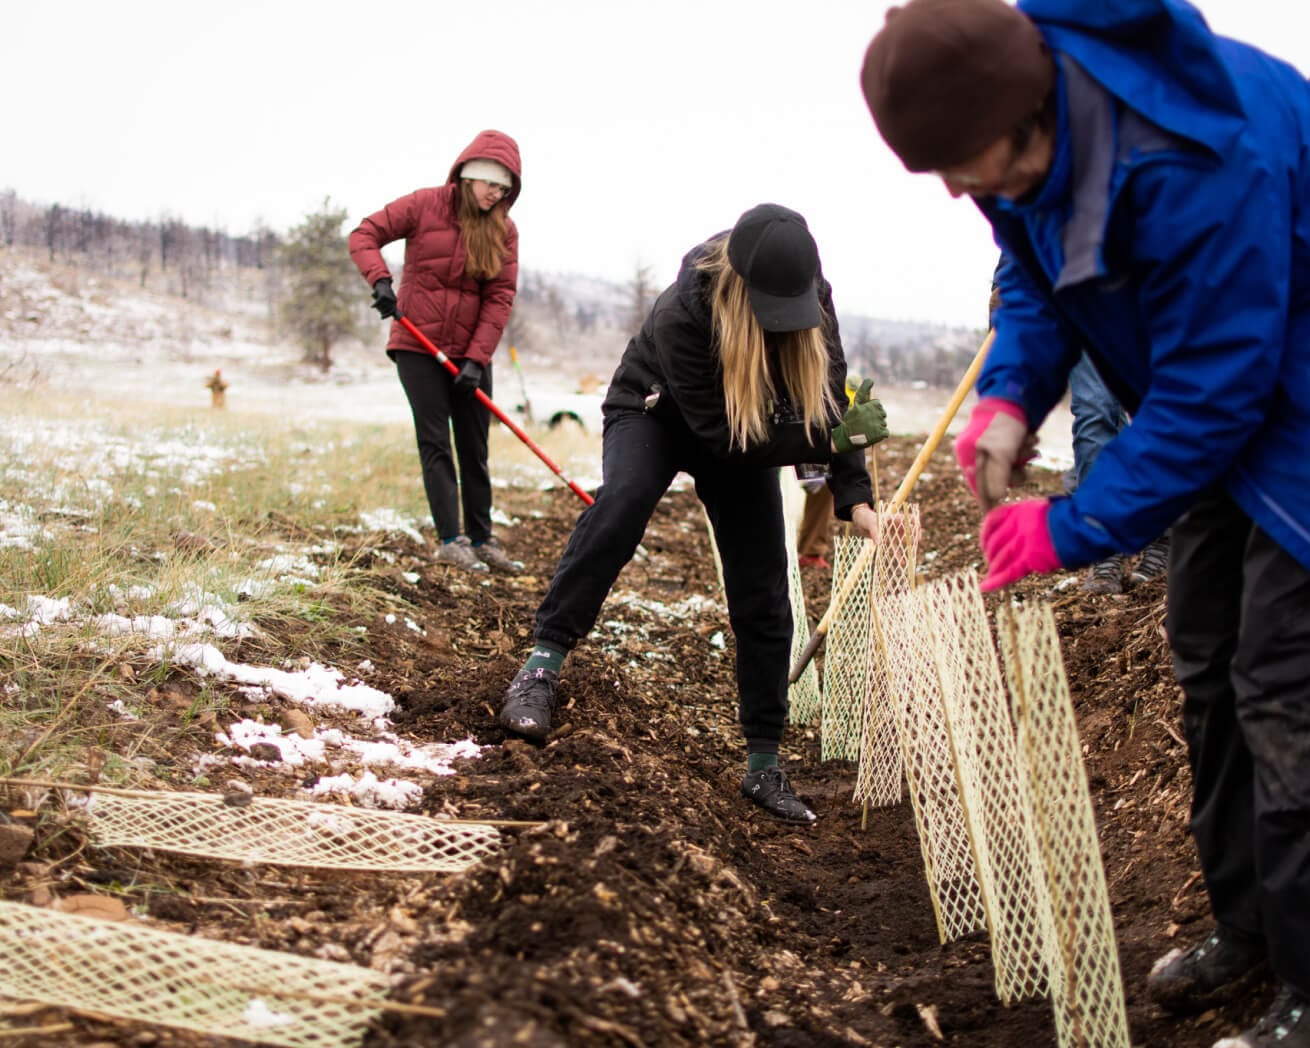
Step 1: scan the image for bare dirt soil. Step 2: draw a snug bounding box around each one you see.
[2,436,1273,1047]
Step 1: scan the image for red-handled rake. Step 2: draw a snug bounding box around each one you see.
[396,314,594,506]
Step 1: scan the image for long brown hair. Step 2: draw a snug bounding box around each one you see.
[457,181,509,281]
[697,238,837,451]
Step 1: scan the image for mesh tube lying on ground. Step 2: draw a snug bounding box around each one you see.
[81,789,503,872]
[0,899,390,1048]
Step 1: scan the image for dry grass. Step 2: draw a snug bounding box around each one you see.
[0,392,428,781]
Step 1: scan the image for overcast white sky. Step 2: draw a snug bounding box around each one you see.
[2,1,1303,328]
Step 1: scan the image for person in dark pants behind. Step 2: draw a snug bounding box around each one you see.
[1067,354,1170,593]
[862,2,1310,1044]
[499,204,889,823]
[796,466,835,570]
[348,129,524,575]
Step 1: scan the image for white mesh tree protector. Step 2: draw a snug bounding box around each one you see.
[853,504,920,807]
[820,533,876,761]
[878,585,988,944]
[999,602,1130,1048]
[782,468,823,725]
[75,788,504,872]
[920,573,1051,1004]
[785,329,995,723]
[0,899,390,1047]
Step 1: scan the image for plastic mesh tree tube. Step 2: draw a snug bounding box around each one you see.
[76,789,504,872]
[1000,601,1130,1048]
[878,585,987,944]
[820,532,876,760]
[0,900,390,1048]
[782,469,822,724]
[852,503,920,807]
[921,573,1051,1004]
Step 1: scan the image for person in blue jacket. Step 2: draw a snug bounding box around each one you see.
[862,1,1310,1044]
[989,257,1167,594]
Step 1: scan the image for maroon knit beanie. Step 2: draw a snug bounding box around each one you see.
[861,0,1055,173]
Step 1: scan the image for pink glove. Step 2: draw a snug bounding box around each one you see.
[954,398,1033,512]
[979,499,1063,592]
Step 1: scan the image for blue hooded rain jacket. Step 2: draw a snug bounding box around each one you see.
[979,0,1310,572]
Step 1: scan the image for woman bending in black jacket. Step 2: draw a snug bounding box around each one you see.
[499,203,888,822]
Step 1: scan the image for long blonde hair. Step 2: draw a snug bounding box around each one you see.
[698,238,836,451]
[457,181,509,281]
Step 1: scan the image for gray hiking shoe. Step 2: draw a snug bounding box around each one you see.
[1131,534,1170,584]
[1214,985,1310,1047]
[499,665,558,740]
[435,536,489,573]
[1081,553,1126,595]
[741,767,816,824]
[1147,926,1268,1014]
[474,537,523,575]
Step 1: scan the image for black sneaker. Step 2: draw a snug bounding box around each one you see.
[499,665,558,740]
[1131,534,1170,584]
[1215,985,1310,1047]
[1147,926,1268,1014]
[1081,553,1126,595]
[741,767,816,823]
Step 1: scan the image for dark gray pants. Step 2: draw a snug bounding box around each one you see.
[395,351,492,543]
[534,409,792,754]
[1167,489,1310,997]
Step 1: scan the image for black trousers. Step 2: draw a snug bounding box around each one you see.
[1167,489,1310,997]
[534,409,792,753]
[395,351,492,543]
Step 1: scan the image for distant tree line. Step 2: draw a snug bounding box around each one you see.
[0,189,280,303]
[1,188,983,387]
[0,189,364,370]
[841,321,983,389]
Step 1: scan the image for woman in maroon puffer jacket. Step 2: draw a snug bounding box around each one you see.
[349,129,522,574]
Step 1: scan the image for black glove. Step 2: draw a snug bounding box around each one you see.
[453,358,483,395]
[370,278,398,319]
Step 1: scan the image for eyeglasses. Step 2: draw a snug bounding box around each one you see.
[934,109,1047,199]
[467,178,511,196]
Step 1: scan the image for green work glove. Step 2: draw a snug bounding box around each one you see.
[832,378,889,454]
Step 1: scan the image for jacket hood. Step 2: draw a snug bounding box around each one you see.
[1020,0,1245,155]
[449,129,522,209]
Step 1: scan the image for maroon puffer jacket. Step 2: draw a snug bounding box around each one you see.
[348,129,521,364]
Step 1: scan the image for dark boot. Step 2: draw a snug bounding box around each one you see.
[1216,985,1310,1047]
[1130,533,1170,584]
[1147,926,1268,1014]
[741,767,816,823]
[1081,553,1126,594]
[499,665,558,740]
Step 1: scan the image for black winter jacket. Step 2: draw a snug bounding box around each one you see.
[602,236,873,519]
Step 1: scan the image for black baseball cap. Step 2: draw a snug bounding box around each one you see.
[727,203,822,332]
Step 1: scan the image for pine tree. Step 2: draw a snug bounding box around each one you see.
[277,199,361,372]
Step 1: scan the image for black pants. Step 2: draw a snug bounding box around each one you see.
[395,351,492,543]
[1167,490,1310,997]
[534,409,792,753]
